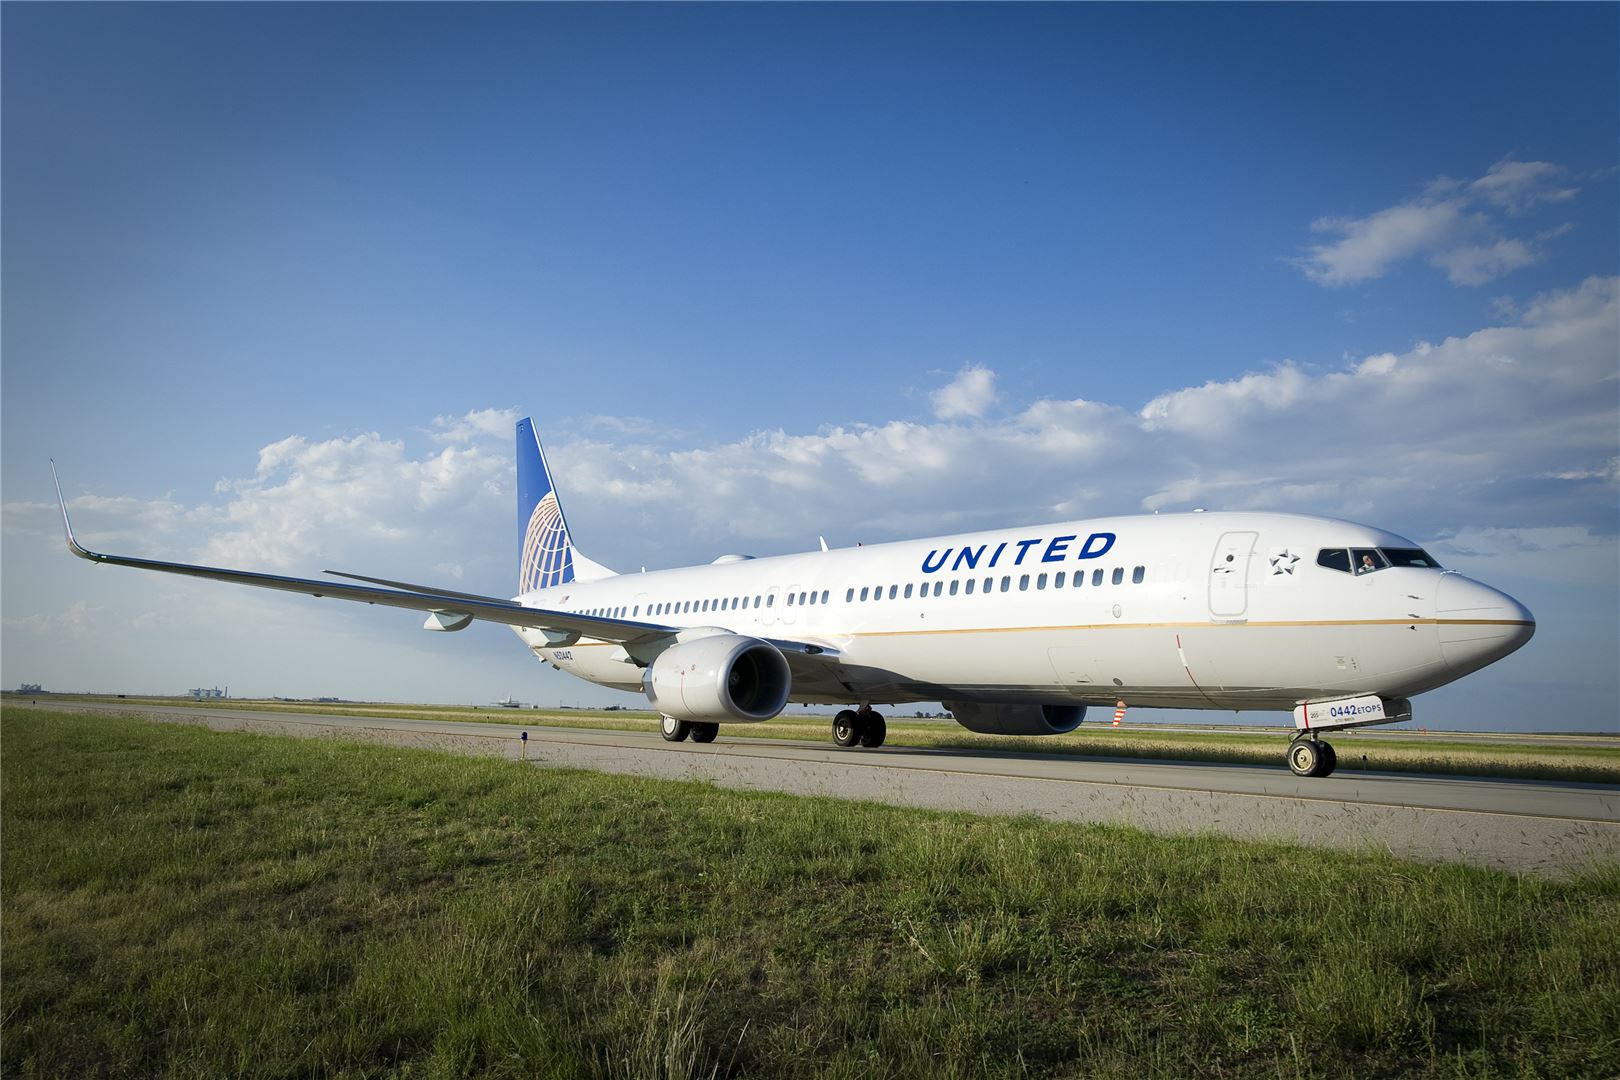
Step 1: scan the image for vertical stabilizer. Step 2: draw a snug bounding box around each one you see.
[516,418,614,593]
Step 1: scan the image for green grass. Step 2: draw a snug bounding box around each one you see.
[36,693,1617,784]
[5,707,1618,1078]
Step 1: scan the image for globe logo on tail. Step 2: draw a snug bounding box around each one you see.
[519,491,573,592]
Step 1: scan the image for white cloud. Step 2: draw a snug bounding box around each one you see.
[1298,200,1466,286]
[13,277,1613,578]
[1468,158,1578,214]
[519,277,1618,574]
[1138,363,1313,436]
[201,433,511,572]
[930,365,998,420]
[1292,158,1579,287]
[1430,238,1541,286]
[429,407,518,444]
[1431,525,1618,586]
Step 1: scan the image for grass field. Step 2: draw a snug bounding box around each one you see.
[28,693,1620,784]
[4,707,1617,1078]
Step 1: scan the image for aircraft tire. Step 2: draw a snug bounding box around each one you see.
[1287,738,1321,778]
[690,722,719,744]
[859,713,886,748]
[661,715,691,743]
[1317,741,1337,777]
[833,710,863,747]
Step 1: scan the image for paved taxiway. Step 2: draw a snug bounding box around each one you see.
[36,700,1619,877]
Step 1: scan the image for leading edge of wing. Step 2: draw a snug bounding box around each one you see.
[49,462,672,644]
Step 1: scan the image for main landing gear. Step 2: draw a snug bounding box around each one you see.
[1287,735,1338,778]
[832,705,886,749]
[660,715,718,744]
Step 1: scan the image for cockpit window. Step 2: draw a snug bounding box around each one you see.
[1321,546,1442,575]
[1317,548,1351,573]
[1382,547,1442,569]
[1351,549,1387,575]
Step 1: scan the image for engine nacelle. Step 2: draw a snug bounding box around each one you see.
[643,634,791,723]
[945,700,1086,736]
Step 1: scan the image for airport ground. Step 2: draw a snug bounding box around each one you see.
[3,706,1617,1079]
[24,697,1619,877]
[16,692,1620,784]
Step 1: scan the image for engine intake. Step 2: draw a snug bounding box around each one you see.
[945,700,1086,736]
[643,634,791,723]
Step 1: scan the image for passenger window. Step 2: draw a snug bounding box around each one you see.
[766,594,774,607]
[1352,548,1388,575]
[949,580,959,596]
[965,579,975,595]
[904,584,914,599]
[1055,571,1066,588]
[860,587,869,601]
[822,590,830,604]
[807,592,816,606]
[1133,566,1145,584]
[846,588,854,603]
[1092,569,1104,586]
[1317,548,1351,574]
[888,585,898,600]
[984,577,994,593]
[786,594,794,607]
[1112,568,1124,585]
[932,582,942,597]
[1019,574,1030,591]
[1000,576,1011,592]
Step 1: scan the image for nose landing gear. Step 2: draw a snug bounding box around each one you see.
[832,705,886,749]
[1287,735,1338,778]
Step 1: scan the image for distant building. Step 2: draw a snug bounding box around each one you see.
[17,683,44,694]
[186,686,228,699]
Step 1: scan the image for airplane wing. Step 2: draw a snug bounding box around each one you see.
[51,465,838,663]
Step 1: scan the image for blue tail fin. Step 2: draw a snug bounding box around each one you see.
[516,417,580,593]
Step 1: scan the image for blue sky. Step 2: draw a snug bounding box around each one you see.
[4,4,1616,729]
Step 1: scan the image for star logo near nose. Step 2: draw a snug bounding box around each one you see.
[1270,550,1300,575]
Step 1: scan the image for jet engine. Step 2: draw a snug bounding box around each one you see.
[945,700,1086,736]
[643,634,791,723]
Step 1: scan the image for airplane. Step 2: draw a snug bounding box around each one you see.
[53,417,1535,777]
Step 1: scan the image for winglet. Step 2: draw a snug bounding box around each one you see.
[50,461,101,562]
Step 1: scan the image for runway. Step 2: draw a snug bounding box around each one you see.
[34,700,1619,877]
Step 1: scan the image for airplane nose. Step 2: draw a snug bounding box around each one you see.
[1436,573,1535,675]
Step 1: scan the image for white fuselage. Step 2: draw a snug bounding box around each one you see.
[510,511,1533,716]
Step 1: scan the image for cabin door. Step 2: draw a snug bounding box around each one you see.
[1208,531,1259,619]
